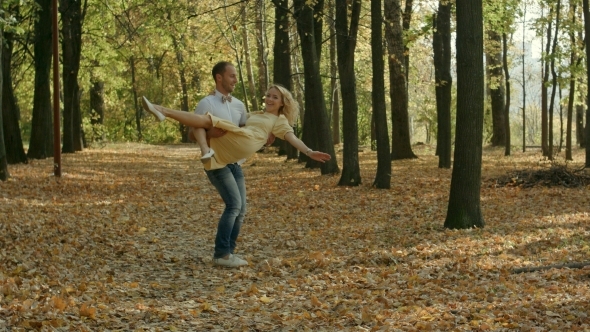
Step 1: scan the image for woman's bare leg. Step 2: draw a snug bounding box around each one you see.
[142,96,212,129]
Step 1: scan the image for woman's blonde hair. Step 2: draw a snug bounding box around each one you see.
[267,84,299,126]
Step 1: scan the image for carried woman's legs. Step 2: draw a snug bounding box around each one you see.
[142,96,212,128]
[143,96,214,160]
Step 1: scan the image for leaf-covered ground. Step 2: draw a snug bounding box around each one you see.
[1,143,589,331]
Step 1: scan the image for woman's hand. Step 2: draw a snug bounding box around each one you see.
[307,151,331,163]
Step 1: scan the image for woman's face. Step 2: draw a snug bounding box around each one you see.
[265,87,284,113]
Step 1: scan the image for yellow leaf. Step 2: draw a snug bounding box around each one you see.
[260,296,273,304]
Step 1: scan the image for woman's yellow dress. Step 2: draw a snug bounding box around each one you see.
[203,111,294,170]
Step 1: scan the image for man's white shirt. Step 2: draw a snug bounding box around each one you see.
[194,90,247,126]
[194,90,247,165]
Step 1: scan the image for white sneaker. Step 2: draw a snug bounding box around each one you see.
[201,148,215,162]
[141,96,166,122]
[213,254,248,267]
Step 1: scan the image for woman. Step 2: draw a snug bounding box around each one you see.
[142,84,331,169]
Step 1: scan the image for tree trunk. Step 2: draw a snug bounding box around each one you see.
[548,0,561,160]
[242,5,259,112]
[402,0,413,93]
[272,0,297,159]
[89,81,105,141]
[372,0,391,189]
[169,33,190,143]
[28,0,54,159]
[541,7,553,157]
[486,30,506,147]
[329,0,340,145]
[433,1,452,169]
[445,0,485,229]
[256,0,268,97]
[384,0,417,160]
[522,4,527,152]
[61,0,84,153]
[566,4,577,161]
[0,29,8,181]
[336,0,361,187]
[294,0,339,174]
[130,56,142,141]
[502,32,511,156]
[583,0,590,166]
[576,104,585,147]
[2,27,27,164]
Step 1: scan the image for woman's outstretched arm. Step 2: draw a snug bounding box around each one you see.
[283,132,331,163]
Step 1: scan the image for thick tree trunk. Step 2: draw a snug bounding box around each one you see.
[384,0,416,160]
[433,1,452,169]
[445,0,485,229]
[0,30,8,181]
[294,0,339,174]
[2,28,27,164]
[61,0,83,153]
[336,0,361,187]
[486,31,506,147]
[402,0,413,92]
[372,0,391,189]
[271,0,297,159]
[28,0,54,159]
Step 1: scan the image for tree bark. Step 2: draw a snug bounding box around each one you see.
[486,30,506,147]
[2,25,27,164]
[502,32,511,156]
[294,0,339,174]
[583,0,590,166]
[542,7,553,157]
[171,33,190,142]
[130,56,142,141]
[548,0,562,160]
[445,0,485,229]
[255,0,268,97]
[372,0,391,189]
[242,4,259,112]
[61,0,84,153]
[336,0,361,186]
[0,29,8,181]
[89,81,105,141]
[28,0,54,159]
[384,0,417,160]
[329,0,340,145]
[566,4,577,161]
[271,0,297,159]
[433,1,452,169]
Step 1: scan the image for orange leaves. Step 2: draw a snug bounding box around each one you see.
[79,302,96,319]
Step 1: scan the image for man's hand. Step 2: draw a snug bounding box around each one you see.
[266,133,276,146]
[207,127,227,138]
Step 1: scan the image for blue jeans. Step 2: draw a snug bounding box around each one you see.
[205,163,247,259]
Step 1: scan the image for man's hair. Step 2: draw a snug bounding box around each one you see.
[212,61,233,81]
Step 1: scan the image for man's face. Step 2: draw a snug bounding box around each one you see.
[217,65,238,94]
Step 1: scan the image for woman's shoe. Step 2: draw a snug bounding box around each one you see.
[141,96,165,122]
[201,148,215,162]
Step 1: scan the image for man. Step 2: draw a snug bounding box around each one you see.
[189,62,262,267]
